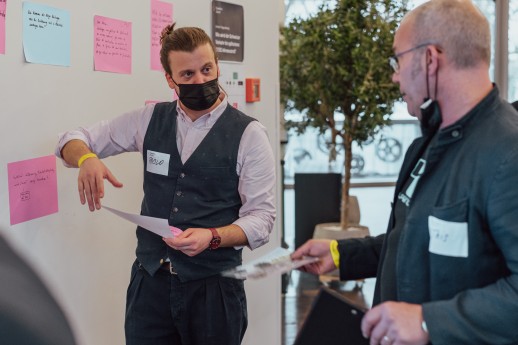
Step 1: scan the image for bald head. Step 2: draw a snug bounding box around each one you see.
[402,0,490,69]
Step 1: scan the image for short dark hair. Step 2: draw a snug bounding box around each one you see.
[159,23,218,76]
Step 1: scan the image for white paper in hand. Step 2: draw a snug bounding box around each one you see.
[221,247,320,280]
[102,205,182,238]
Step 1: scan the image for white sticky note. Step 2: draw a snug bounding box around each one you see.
[428,215,468,258]
[146,150,170,176]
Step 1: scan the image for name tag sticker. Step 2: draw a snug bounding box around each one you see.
[428,216,468,258]
[146,150,170,176]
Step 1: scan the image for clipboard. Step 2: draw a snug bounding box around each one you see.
[294,286,369,345]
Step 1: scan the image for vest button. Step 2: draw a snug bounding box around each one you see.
[176,191,182,196]
[180,173,186,178]
[173,207,179,213]
[452,130,460,137]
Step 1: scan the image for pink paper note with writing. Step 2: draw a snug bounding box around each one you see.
[8,155,58,225]
[0,0,6,54]
[150,0,172,71]
[94,15,132,74]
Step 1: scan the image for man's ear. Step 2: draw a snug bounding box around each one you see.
[426,47,440,76]
[165,73,176,89]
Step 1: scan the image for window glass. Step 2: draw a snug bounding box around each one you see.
[472,0,496,81]
[281,0,499,185]
[284,0,329,23]
[282,0,418,184]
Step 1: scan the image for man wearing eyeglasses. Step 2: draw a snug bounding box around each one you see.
[292,1,518,344]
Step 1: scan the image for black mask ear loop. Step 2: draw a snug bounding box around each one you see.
[170,75,179,87]
[420,48,442,136]
[169,75,181,100]
[425,49,439,101]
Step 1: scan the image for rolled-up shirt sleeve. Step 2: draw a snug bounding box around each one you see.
[56,102,276,249]
[233,121,276,250]
[55,105,155,165]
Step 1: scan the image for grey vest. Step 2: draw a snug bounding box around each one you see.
[136,102,255,281]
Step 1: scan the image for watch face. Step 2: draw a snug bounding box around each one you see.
[208,228,221,250]
[209,236,221,250]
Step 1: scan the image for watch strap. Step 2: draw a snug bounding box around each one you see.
[208,227,221,250]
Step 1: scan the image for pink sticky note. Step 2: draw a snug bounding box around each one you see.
[94,15,132,74]
[150,0,173,71]
[170,226,182,236]
[8,155,58,225]
[0,0,6,54]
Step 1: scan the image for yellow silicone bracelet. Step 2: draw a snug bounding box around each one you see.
[330,240,340,268]
[77,153,97,167]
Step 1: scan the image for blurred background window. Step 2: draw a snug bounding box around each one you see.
[281,0,515,186]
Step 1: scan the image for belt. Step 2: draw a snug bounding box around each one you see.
[159,262,177,275]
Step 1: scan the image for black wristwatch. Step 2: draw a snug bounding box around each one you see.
[208,228,221,250]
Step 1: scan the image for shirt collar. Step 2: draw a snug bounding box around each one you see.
[176,93,228,127]
[436,85,499,144]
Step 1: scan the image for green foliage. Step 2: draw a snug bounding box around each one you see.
[280,0,407,145]
[280,0,408,227]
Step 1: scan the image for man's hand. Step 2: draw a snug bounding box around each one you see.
[163,228,213,257]
[290,239,336,275]
[78,157,123,211]
[361,301,429,345]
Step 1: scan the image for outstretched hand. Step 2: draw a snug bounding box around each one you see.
[290,239,336,275]
[78,157,123,211]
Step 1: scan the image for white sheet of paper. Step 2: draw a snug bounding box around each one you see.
[103,205,180,238]
[221,247,320,280]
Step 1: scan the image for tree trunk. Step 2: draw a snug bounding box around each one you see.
[340,131,353,229]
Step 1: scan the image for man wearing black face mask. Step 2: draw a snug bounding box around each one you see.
[292,1,518,344]
[55,24,275,345]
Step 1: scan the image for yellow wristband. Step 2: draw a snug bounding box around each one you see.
[77,153,97,167]
[330,240,340,268]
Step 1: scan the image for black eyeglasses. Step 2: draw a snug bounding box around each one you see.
[388,42,432,73]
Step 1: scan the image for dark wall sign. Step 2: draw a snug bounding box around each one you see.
[211,1,244,62]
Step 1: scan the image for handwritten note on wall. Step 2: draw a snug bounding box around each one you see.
[22,2,70,66]
[150,0,172,71]
[94,15,132,74]
[0,0,6,54]
[8,155,58,225]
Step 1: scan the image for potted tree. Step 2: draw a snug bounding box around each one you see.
[280,0,406,234]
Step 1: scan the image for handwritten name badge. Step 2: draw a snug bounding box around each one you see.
[428,216,468,258]
[146,150,170,176]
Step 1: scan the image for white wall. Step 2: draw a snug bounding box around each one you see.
[0,0,282,344]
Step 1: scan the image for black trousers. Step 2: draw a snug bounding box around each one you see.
[125,260,247,345]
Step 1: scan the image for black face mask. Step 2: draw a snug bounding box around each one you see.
[420,98,442,137]
[174,78,220,111]
[420,50,442,137]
